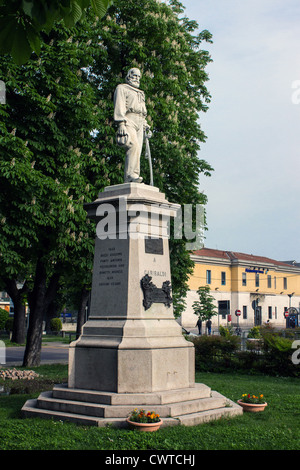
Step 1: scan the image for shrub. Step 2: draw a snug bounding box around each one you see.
[192,334,241,356]
[236,350,263,372]
[0,308,9,330]
[246,338,262,351]
[191,334,241,372]
[191,326,299,376]
[5,317,14,332]
[259,331,299,376]
[221,334,241,353]
[219,325,234,337]
[281,327,300,339]
[50,318,62,333]
[262,334,293,353]
[192,335,220,357]
[247,326,261,339]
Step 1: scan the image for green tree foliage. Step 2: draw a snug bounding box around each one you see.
[0,25,102,279]
[50,317,62,332]
[87,0,214,315]
[0,0,213,363]
[192,285,217,321]
[0,22,102,364]
[90,0,213,194]
[0,0,113,64]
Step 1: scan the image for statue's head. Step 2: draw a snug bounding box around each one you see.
[126,68,141,88]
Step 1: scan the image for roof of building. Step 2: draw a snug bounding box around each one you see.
[193,247,296,268]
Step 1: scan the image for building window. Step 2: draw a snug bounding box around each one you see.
[267,275,272,288]
[255,273,260,287]
[221,272,226,286]
[206,270,211,284]
[218,300,230,319]
[242,272,247,286]
[275,306,277,319]
[283,277,287,290]
[274,276,277,289]
[268,306,272,320]
[243,305,247,319]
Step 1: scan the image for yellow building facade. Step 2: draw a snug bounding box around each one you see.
[182,248,300,331]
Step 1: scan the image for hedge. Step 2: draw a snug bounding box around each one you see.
[189,328,300,377]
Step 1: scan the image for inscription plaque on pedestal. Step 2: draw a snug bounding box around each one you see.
[145,238,163,255]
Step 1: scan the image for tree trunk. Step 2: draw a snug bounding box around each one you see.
[11,298,26,344]
[4,279,27,344]
[23,260,47,367]
[76,287,90,339]
[23,260,61,367]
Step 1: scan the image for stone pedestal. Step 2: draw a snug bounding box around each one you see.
[68,183,194,393]
[22,183,243,426]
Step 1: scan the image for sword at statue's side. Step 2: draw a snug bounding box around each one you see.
[144,128,153,186]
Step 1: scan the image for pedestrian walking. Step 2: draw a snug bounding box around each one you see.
[196,318,202,335]
[206,319,212,335]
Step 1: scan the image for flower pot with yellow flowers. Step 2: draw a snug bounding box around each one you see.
[126,409,163,431]
[237,393,267,412]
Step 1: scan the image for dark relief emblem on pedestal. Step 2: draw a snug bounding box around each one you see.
[140,274,173,310]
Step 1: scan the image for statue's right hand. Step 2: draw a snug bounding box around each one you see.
[117,123,127,136]
[116,123,128,146]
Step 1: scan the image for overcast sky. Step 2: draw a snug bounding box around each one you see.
[179,0,300,262]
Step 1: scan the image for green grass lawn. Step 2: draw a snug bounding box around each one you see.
[0,365,299,450]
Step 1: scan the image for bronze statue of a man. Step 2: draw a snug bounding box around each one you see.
[114,68,150,183]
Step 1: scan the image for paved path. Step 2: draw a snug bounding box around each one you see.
[2,342,69,366]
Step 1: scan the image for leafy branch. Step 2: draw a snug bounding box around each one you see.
[0,0,113,64]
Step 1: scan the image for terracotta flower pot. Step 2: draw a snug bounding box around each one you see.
[126,418,163,432]
[237,400,267,412]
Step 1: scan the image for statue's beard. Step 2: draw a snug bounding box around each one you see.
[127,78,140,88]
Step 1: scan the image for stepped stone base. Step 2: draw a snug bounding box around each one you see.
[22,382,242,427]
[21,184,243,428]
